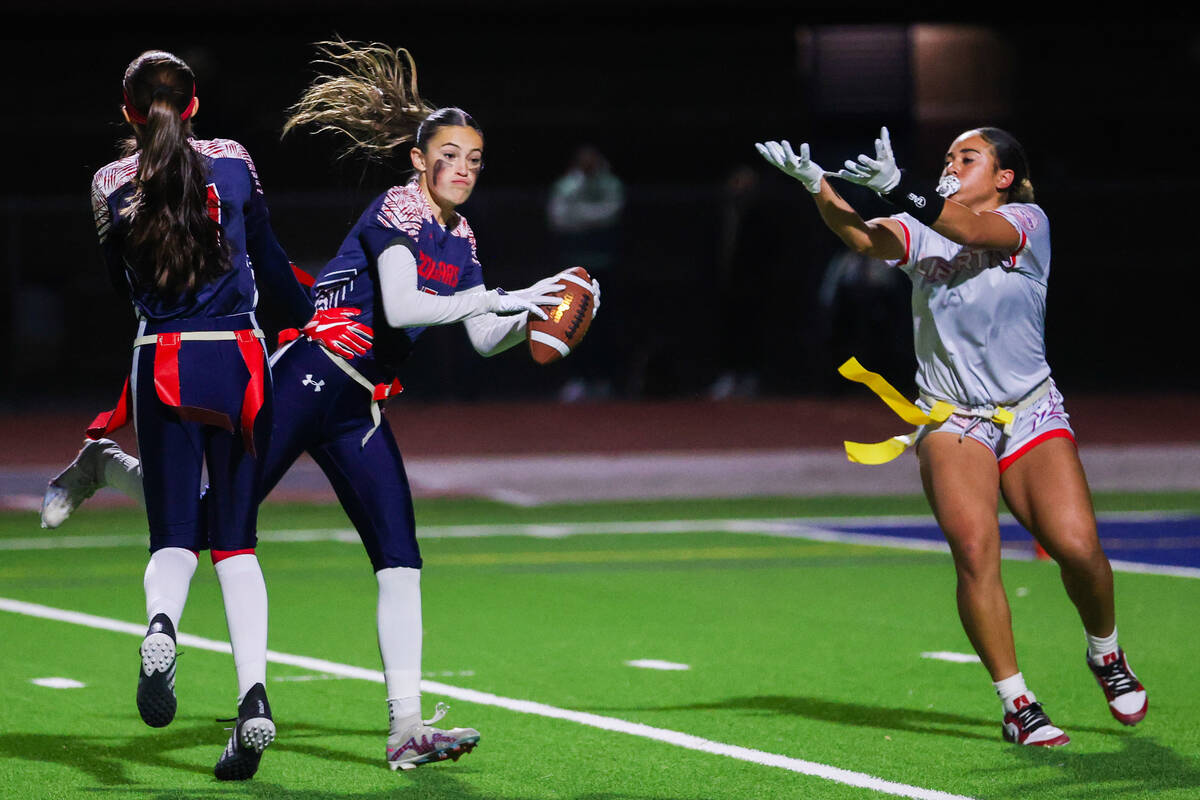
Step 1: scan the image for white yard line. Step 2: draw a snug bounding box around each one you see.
[0,595,973,800]
[4,514,1198,579]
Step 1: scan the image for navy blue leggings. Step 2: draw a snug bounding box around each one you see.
[135,318,272,553]
[260,339,420,571]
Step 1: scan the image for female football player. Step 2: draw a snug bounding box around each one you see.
[754,127,1146,746]
[47,40,594,772]
[90,50,316,779]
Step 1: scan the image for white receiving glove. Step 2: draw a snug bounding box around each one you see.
[590,277,601,319]
[754,140,825,194]
[486,287,557,320]
[835,126,901,194]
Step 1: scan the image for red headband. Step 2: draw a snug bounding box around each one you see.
[123,83,197,125]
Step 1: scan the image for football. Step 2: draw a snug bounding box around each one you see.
[527,266,595,365]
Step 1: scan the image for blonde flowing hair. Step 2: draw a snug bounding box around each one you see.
[282,39,435,160]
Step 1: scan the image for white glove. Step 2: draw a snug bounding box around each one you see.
[590,277,601,319]
[754,140,825,194]
[514,274,566,301]
[486,288,554,320]
[836,126,901,194]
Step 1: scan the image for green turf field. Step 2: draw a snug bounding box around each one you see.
[2,493,1198,799]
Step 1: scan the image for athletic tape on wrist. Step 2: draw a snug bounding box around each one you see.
[882,172,945,226]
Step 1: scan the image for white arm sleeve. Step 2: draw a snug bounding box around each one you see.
[377,244,494,328]
[463,299,528,357]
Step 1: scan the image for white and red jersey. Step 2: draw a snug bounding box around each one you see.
[888,203,1052,406]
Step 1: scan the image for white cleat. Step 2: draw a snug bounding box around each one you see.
[40,438,114,528]
[387,703,480,771]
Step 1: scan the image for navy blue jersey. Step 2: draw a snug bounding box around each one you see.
[311,181,484,375]
[91,138,311,326]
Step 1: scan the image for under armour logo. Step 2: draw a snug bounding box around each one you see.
[302,374,325,392]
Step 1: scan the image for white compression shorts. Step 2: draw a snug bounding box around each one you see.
[914,379,1076,473]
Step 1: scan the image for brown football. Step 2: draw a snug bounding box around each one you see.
[526,266,595,365]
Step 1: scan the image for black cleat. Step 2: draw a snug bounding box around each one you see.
[214,683,275,781]
[137,613,177,728]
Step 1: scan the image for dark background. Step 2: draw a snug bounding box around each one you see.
[3,4,1197,408]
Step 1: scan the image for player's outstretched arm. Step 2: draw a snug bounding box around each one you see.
[376,244,555,329]
[836,126,1020,251]
[756,137,906,260]
[462,270,579,357]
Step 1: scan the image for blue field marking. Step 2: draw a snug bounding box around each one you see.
[823,514,1200,571]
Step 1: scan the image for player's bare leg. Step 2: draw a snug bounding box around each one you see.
[920,433,1015,678]
[1001,437,1146,724]
[920,432,1068,745]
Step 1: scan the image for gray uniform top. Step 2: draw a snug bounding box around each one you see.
[887,203,1052,407]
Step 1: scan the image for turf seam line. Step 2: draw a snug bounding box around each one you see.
[6,515,1199,578]
[0,595,974,800]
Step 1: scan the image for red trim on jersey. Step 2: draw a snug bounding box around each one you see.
[1010,229,1028,261]
[986,209,1028,260]
[894,219,912,266]
[211,548,255,564]
[998,429,1076,474]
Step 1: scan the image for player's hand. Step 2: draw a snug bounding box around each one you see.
[835,126,901,194]
[302,307,374,358]
[754,140,825,194]
[487,288,552,320]
[590,277,601,319]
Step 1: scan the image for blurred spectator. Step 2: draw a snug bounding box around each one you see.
[818,248,914,394]
[547,145,625,401]
[706,164,782,399]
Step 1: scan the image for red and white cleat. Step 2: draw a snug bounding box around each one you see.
[1002,695,1070,747]
[1088,649,1148,726]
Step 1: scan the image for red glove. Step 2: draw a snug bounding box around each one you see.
[302,307,374,358]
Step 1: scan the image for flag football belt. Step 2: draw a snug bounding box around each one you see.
[88,329,266,456]
[297,343,402,448]
[837,357,1052,465]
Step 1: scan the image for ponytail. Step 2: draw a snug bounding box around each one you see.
[120,50,229,297]
[975,127,1035,204]
[283,39,483,164]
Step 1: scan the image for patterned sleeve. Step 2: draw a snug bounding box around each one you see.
[362,186,423,261]
[989,203,1051,281]
[90,164,133,295]
[193,138,264,195]
[885,212,922,273]
[454,217,485,291]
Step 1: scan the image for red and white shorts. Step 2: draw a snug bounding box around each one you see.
[914,379,1076,473]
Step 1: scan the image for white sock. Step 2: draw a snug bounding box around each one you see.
[214,553,268,702]
[377,566,423,733]
[1086,626,1120,665]
[143,547,198,630]
[103,445,146,508]
[993,672,1034,714]
[388,697,423,735]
